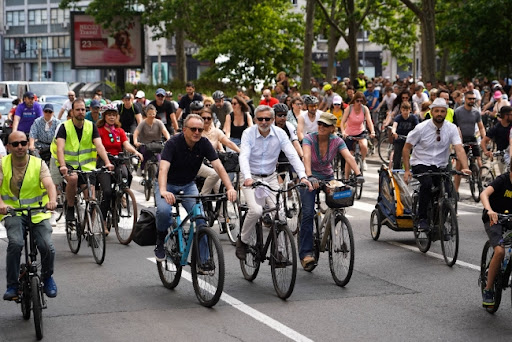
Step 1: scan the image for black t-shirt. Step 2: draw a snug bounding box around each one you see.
[394,115,419,136]
[149,100,176,129]
[178,93,203,119]
[487,123,512,151]
[161,133,218,185]
[56,122,100,141]
[488,174,512,214]
[117,103,141,132]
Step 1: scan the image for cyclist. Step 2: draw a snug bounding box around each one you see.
[155,114,237,262]
[480,163,512,307]
[340,91,376,173]
[453,90,486,193]
[273,103,303,179]
[403,98,470,232]
[300,113,363,270]
[117,93,143,134]
[390,101,418,169]
[176,82,203,123]
[96,104,143,228]
[133,104,170,175]
[211,90,232,128]
[85,99,102,124]
[149,88,178,135]
[49,99,114,223]
[223,95,253,147]
[28,103,60,164]
[480,106,512,174]
[1,131,58,300]
[12,91,42,135]
[297,95,322,142]
[236,105,312,260]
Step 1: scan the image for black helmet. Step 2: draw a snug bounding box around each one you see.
[190,100,204,111]
[212,90,225,100]
[272,103,289,114]
[303,95,319,105]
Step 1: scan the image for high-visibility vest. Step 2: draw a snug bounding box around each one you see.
[0,154,51,223]
[356,78,366,92]
[50,119,97,171]
[424,108,455,123]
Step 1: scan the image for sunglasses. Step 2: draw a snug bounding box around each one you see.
[156,94,164,98]
[44,110,53,113]
[318,121,333,128]
[355,99,364,103]
[466,97,476,101]
[256,117,272,122]
[201,117,212,121]
[402,96,409,99]
[187,127,204,133]
[276,113,287,118]
[333,103,341,105]
[436,128,441,142]
[232,102,239,106]
[204,104,212,107]
[10,140,28,147]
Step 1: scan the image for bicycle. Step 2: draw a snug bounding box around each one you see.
[463,142,483,202]
[98,153,139,245]
[479,212,512,314]
[297,179,358,286]
[139,141,164,204]
[345,134,365,199]
[157,193,226,307]
[6,204,62,341]
[277,161,302,235]
[377,127,407,167]
[64,168,108,265]
[238,181,303,299]
[411,170,464,266]
[480,150,508,187]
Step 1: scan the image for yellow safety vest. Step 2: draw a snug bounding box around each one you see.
[356,78,366,92]
[424,108,454,123]
[0,155,51,223]
[50,119,97,171]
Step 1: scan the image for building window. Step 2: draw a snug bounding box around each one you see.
[50,8,70,24]
[28,9,48,25]
[6,11,26,26]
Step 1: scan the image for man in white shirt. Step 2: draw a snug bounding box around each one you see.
[236,105,311,260]
[403,98,470,231]
[57,91,75,120]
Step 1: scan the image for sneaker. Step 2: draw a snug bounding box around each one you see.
[154,242,165,262]
[482,289,495,307]
[43,277,57,298]
[50,214,57,227]
[301,255,316,271]
[418,219,430,232]
[235,237,248,261]
[197,259,215,276]
[363,160,368,171]
[66,207,75,222]
[3,286,19,301]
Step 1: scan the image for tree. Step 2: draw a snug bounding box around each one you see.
[302,0,316,93]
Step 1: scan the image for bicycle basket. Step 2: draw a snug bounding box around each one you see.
[218,152,239,172]
[146,142,163,154]
[325,181,355,208]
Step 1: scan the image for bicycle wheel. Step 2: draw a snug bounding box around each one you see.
[480,240,502,314]
[439,201,459,267]
[297,214,321,272]
[31,277,43,340]
[370,209,381,241]
[283,184,301,235]
[55,192,65,222]
[270,223,297,299]
[240,223,261,281]
[468,163,479,202]
[329,214,355,287]
[412,193,431,253]
[144,164,152,202]
[20,273,31,320]
[113,189,138,245]
[191,227,225,308]
[223,198,240,246]
[354,163,364,200]
[151,163,158,206]
[479,166,494,188]
[88,204,106,265]
[66,200,82,254]
[157,232,182,289]
[378,136,392,165]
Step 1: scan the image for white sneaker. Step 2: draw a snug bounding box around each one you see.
[50,215,57,227]
[363,160,368,171]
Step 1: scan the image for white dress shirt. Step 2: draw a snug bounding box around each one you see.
[240,125,306,180]
[406,119,462,168]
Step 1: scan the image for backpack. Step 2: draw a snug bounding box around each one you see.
[133,207,157,246]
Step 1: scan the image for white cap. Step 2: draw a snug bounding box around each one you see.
[135,90,145,99]
[417,81,424,87]
[333,95,343,105]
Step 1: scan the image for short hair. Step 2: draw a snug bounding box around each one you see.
[254,105,274,118]
[72,98,85,109]
[146,104,156,112]
[464,90,474,97]
[185,82,195,88]
[414,85,422,92]
[183,113,203,127]
[401,101,411,109]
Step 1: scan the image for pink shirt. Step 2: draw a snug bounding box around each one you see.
[345,104,368,136]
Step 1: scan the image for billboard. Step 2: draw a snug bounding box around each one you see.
[71,12,144,69]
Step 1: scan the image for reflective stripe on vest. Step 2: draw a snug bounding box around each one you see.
[0,155,51,223]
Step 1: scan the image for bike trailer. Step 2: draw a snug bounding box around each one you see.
[375,165,413,231]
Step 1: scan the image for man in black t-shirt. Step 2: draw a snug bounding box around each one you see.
[176,82,203,122]
[481,106,512,174]
[153,114,237,263]
[480,166,512,307]
[117,93,142,133]
[149,88,178,134]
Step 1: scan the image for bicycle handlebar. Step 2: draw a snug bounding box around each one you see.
[174,193,228,201]
[412,170,468,178]
[251,181,306,192]
[6,204,63,215]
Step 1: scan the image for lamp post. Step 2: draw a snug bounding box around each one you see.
[157,44,162,84]
[37,39,42,81]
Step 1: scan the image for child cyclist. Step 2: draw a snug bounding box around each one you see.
[480,164,512,307]
[390,101,418,169]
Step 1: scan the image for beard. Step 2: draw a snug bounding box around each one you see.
[259,125,271,133]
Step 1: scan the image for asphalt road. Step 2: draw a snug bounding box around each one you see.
[1,159,511,341]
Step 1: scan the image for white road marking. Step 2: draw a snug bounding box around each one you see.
[147,258,314,342]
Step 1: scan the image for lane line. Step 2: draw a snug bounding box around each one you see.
[147,258,314,342]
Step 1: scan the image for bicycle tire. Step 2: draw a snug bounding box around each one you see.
[31,277,43,340]
[55,192,65,222]
[114,188,138,245]
[89,204,106,265]
[191,227,225,307]
[439,200,459,267]
[378,136,392,165]
[66,200,82,254]
[412,193,431,253]
[270,223,297,299]
[157,232,182,289]
[469,163,480,202]
[283,185,301,235]
[223,198,240,246]
[240,223,261,281]
[151,163,158,206]
[329,214,355,287]
[480,240,502,314]
[355,159,364,200]
[370,209,381,241]
[144,164,151,202]
[479,166,494,188]
[20,272,31,320]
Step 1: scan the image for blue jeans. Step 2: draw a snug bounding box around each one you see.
[299,187,319,260]
[5,216,54,288]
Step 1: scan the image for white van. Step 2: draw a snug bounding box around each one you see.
[0,81,69,99]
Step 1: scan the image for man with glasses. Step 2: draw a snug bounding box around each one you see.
[423,89,454,122]
[154,114,237,262]
[211,90,232,128]
[1,131,58,301]
[58,91,76,120]
[453,90,486,193]
[403,98,470,232]
[12,92,43,135]
[149,88,178,135]
[176,82,203,123]
[236,105,312,260]
[85,99,102,124]
[259,89,279,108]
[28,103,60,166]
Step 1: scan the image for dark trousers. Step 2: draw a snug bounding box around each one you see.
[393,140,406,170]
[412,164,441,220]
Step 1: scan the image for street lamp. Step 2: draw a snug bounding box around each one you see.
[37,38,42,81]
[157,44,162,84]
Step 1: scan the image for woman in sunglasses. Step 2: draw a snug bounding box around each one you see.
[223,95,253,147]
[96,104,143,231]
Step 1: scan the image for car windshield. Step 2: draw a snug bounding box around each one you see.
[29,83,69,97]
[0,101,13,115]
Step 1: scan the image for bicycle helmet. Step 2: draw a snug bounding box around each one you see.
[272,103,289,114]
[100,103,118,114]
[189,100,204,112]
[303,95,319,105]
[212,90,225,100]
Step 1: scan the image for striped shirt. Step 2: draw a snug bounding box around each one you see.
[303,132,346,179]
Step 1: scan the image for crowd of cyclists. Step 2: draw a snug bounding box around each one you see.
[2,73,512,311]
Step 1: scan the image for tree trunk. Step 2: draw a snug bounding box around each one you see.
[175,27,187,82]
[326,0,340,81]
[420,0,436,83]
[302,0,315,93]
[439,46,449,82]
[346,0,359,81]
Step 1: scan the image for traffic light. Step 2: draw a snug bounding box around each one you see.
[43,71,52,79]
